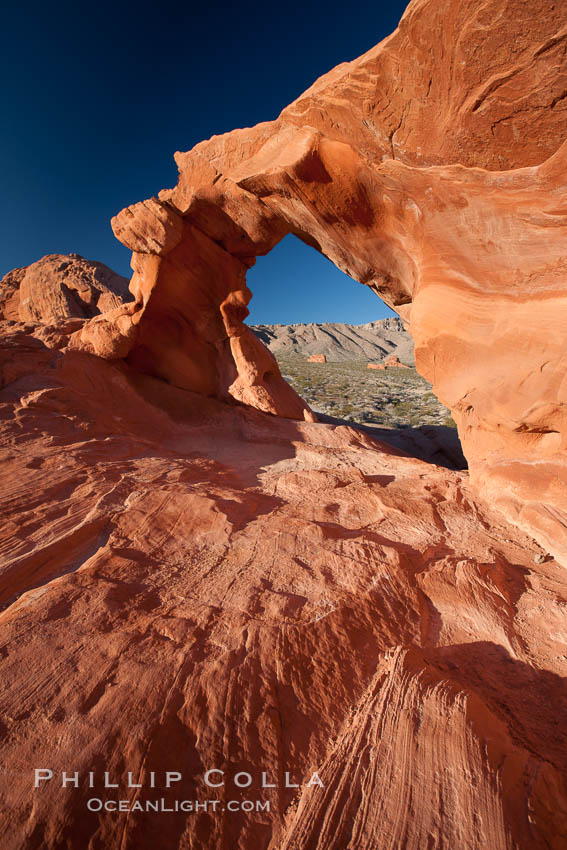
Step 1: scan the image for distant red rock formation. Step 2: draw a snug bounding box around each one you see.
[2,0,567,847]
[307,354,326,363]
[368,357,409,369]
[384,355,410,368]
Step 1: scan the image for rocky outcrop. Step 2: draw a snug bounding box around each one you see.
[384,354,410,368]
[307,354,326,363]
[1,327,566,850]
[0,267,27,321]
[252,317,414,363]
[67,0,567,561]
[368,363,386,370]
[1,0,567,847]
[0,254,131,323]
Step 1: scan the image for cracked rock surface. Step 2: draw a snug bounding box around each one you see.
[1,0,567,846]
[1,326,566,849]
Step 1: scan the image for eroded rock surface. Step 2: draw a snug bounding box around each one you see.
[0,254,131,323]
[252,318,414,364]
[1,328,566,850]
[1,0,567,847]
[384,355,410,368]
[68,0,567,560]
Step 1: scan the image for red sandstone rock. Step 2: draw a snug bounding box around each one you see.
[0,267,26,321]
[68,0,566,562]
[307,354,326,363]
[384,354,410,368]
[0,254,131,324]
[2,0,567,847]
[367,362,386,370]
[1,327,567,849]
[111,198,183,256]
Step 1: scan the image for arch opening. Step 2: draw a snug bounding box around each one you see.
[244,235,467,470]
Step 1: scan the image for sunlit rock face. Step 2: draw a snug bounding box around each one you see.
[2,324,567,850]
[3,2,567,849]
[0,254,130,323]
[70,0,567,560]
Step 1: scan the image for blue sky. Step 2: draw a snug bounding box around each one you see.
[1,0,407,323]
[247,236,393,325]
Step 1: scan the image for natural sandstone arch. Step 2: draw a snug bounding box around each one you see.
[71,0,567,563]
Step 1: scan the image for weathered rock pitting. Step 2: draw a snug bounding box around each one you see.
[0,253,131,323]
[1,326,567,850]
[1,0,567,848]
[67,0,567,561]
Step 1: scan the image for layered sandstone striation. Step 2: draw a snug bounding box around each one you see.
[1,0,567,848]
[0,254,131,323]
[1,328,567,850]
[251,318,414,364]
[67,0,567,561]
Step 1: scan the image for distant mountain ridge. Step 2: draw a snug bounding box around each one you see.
[250,317,414,364]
